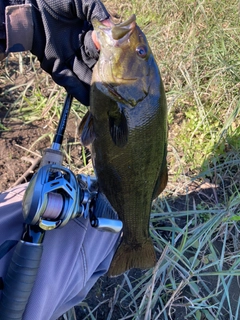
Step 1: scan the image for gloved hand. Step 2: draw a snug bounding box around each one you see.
[0,0,111,105]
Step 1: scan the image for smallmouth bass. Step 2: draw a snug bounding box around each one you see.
[80,14,168,276]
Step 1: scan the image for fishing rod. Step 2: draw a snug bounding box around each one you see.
[0,93,122,320]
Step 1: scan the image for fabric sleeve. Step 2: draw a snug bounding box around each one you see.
[1,0,110,105]
[29,0,110,105]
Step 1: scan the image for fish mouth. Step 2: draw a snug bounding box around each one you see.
[93,14,136,44]
[93,15,146,106]
[111,14,136,40]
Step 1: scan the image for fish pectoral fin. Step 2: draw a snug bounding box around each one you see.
[79,111,95,146]
[108,108,128,147]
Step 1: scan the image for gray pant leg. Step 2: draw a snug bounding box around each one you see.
[0,184,119,319]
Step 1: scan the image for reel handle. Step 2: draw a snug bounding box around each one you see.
[91,217,123,233]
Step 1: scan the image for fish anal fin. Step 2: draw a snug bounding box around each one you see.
[153,142,168,199]
[108,238,156,277]
[108,109,128,148]
[79,111,95,146]
[153,165,168,199]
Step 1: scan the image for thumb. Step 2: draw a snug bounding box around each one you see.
[91,19,114,50]
[92,30,100,51]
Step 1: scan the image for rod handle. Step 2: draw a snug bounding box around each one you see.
[0,240,43,320]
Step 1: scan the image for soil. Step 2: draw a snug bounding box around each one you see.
[0,106,84,192]
[1,57,239,320]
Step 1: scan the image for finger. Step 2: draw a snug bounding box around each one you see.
[91,31,100,50]
[91,18,114,50]
[52,66,91,106]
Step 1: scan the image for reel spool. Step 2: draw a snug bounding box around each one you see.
[22,164,83,230]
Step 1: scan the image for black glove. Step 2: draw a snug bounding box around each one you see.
[0,0,110,105]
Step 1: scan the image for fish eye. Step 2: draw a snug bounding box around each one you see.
[136,45,148,59]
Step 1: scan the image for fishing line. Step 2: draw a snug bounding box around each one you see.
[42,192,63,219]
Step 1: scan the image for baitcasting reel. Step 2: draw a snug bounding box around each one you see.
[22,164,122,233]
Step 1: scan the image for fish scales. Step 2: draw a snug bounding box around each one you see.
[80,14,168,276]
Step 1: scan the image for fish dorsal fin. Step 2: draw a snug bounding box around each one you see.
[108,106,128,148]
[79,111,95,146]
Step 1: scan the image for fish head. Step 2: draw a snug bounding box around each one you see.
[92,14,154,107]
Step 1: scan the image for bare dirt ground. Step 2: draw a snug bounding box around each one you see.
[0,104,83,192]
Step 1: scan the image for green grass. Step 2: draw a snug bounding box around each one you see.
[1,0,240,319]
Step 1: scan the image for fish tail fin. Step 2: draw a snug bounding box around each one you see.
[108,239,156,277]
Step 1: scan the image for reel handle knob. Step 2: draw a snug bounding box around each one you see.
[91,217,123,233]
